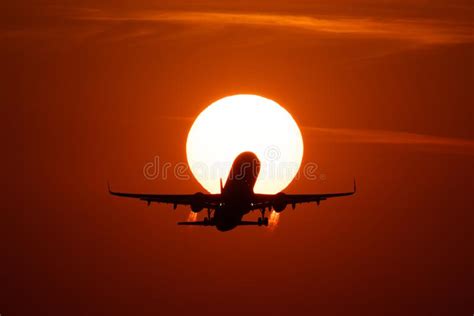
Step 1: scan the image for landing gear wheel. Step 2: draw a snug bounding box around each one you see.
[257,217,262,226]
[263,217,269,226]
[203,217,209,226]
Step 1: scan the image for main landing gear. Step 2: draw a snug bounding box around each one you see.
[258,208,269,227]
[203,208,214,226]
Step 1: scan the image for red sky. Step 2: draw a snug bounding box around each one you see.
[2,1,473,315]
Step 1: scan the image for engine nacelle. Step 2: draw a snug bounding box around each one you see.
[191,192,205,213]
[272,193,287,213]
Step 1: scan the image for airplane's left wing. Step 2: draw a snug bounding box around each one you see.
[108,184,221,209]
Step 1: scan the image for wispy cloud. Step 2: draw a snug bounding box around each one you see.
[3,7,472,46]
[304,126,474,155]
[73,9,473,44]
[159,115,474,155]
[159,115,194,122]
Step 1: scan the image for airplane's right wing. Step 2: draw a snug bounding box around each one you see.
[252,179,356,210]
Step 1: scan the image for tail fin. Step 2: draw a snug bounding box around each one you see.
[220,178,224,193]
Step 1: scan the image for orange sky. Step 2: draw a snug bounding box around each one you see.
[2,1,473,315]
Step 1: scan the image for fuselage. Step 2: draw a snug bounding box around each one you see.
[213,151,260,231]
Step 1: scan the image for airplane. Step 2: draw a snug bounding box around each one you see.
[109,151,356,232]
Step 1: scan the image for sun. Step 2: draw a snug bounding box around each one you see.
[186,94,304,194]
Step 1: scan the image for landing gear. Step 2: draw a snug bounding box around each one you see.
[204,208,213,226]
[257,217,269,226]
[258,208,269,227]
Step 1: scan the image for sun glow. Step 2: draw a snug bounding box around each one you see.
[186,94,304,194]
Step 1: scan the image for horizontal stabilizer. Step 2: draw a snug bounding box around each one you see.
[238,221,262,226]
[177,221,214,226]
[177,220,264,226]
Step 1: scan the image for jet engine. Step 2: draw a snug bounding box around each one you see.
[191,192,205,213]
[272,193,287,213]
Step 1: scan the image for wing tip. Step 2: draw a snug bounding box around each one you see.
[353,177,357,193]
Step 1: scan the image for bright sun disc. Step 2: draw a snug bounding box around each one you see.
[186,94,304,194]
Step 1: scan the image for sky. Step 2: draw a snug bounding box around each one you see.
[1,1,473,315]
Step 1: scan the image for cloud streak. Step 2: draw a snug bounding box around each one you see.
[159,115,473,155]
[3,7,472,46]
[74,9,473,44]
[304,126,474,155]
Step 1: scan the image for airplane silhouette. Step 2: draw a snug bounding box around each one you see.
[109,151,356,232]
